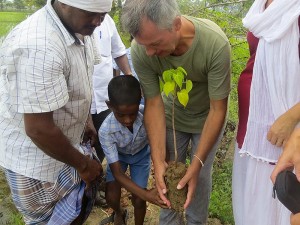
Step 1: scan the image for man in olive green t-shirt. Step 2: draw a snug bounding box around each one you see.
[122,0,231,224]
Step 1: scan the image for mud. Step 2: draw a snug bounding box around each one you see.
[164,161,187,212]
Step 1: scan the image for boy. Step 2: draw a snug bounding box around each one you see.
[99,76,167,225]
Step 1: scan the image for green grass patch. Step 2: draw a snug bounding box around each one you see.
[209,161,234,225]
[0,170,25,225]
[0,11,31,37]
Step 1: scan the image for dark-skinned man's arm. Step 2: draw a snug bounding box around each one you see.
[114,54,132,75]
[24,112,103,188]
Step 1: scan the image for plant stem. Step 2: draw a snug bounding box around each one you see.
[172,92,178,163]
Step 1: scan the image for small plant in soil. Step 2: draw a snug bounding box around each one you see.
[159,67,193,213]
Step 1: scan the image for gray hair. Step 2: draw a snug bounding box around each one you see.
[121,0,181,36]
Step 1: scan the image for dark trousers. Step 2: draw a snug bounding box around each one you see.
[92,109,111,162]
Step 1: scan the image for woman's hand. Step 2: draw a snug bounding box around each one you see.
[267,112,297,147]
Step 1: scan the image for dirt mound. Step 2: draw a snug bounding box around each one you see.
[165,161,187,212]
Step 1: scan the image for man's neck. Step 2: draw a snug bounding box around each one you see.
[171,17,195,56]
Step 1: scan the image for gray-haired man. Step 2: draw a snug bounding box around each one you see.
[122,0,231,224]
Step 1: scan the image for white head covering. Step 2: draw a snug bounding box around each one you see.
[58,0,113,13]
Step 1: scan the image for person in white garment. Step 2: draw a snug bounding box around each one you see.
[232,0,300,225]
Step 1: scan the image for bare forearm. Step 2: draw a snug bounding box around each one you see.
[24,113,88,172]
[115,55,132,75]
[114,172,148,201]
[144,96,166,167]
[194,98,228,162]
[284,103,300,125]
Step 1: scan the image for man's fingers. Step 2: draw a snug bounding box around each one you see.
[157,187,170,207]
[177,175,188,190]
[156,177,170,207]
[184,194,191,209]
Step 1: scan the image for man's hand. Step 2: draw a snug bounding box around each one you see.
[77,155,103,190]
[24,112,100,179]
[177,160,201,209]
[154,161,170,208]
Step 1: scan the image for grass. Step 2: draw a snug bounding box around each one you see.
[0,170,24,225]
[208,120,236,225]
[0,11,31,37]
[210,161,234,224]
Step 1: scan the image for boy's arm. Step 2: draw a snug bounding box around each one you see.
[109,162,167,208]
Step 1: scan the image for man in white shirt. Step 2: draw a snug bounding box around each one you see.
[0,0,112,224]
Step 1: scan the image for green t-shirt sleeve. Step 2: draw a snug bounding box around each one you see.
[207,41,231,100]
[131,41,161,98]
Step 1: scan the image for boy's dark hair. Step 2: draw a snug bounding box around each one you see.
[108,76,141,106]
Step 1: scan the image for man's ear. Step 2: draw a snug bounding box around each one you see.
[173,16,182,32]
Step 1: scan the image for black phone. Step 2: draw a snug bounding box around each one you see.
[273,170,300,214]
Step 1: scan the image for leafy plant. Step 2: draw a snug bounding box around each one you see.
[159,66,193,162]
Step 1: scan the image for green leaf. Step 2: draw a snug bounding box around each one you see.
[162,70,173,83]
[177,89,189,107]
[173,72,184,89]
[177,66,187,76]
[159,78,165,93]
[163,81,175,97]
[186,80,193,93]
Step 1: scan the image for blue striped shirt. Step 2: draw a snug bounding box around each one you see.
[99,108,148,164]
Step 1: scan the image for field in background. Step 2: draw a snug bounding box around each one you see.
[0,11,31,37]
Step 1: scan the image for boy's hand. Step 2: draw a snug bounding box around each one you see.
[145,188,169,208]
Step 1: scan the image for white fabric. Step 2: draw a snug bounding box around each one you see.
[58,0,112,13]
[0,2,94,182]
[232,144,290,225]
[240,0,300,162]
[91,15,127,114]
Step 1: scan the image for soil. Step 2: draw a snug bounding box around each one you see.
[164,161,187,212]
